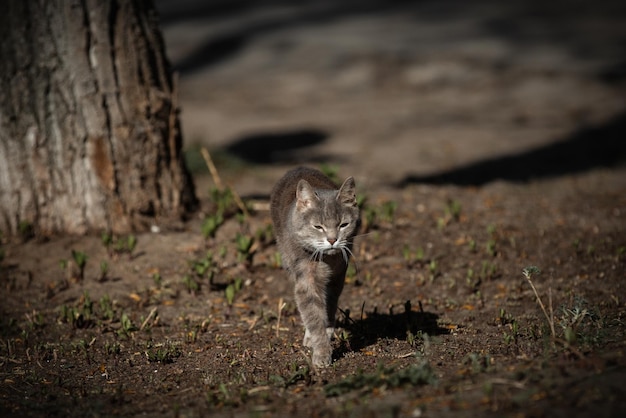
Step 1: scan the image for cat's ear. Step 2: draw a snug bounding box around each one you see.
[337,177,357,207]
[296,179,318,211]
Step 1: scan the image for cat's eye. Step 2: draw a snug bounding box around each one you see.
[339,222,349,229]
[313,225,324,230]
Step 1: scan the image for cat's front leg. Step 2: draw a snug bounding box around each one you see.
[294,274,333,368]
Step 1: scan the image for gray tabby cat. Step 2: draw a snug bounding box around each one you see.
[270,167,360,368]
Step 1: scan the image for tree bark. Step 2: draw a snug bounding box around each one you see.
[0,0,197,237]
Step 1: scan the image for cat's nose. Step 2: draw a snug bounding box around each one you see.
[327,238,337,245]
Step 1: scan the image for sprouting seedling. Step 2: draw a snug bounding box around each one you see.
[273,252,282,268]
[99,260,109,281]
[428,259,438,274]
[402,245,412,261]
[445,199,462,222]
[182,274,200,294]
[202,213,224,239]
[104,234,138,259]
[379,200,397,223]
[363,206,377,231]
[189,251,216,285]
[101,232,113,255]
[356,193,367,209]
[225,277,243,306]
[152,272,162,288]
[522,266,555,339]
[210,187,235,217]
[71,250,88,281]
[235,233,254,264]
[127,235,137,255]
[254,223,274,247]
[99,294,115,320]
[319,163,339,184]
[118,313,136,337]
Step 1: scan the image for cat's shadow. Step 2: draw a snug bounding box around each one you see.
[336,301,449,357]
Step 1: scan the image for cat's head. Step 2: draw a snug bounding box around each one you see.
[292,177,360,256]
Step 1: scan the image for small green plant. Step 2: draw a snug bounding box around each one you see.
[103,233,138,259]
[270,363,312,388]
[187,251,218,290]
[503,320,520,345]
[254,223,274,248]
[496,308,519,344]
[360,199,397,231]
[437,200,462,228]
[24,310,45,330]
[71,249,88,281]
[465,353,493,374]
[324,361,436,397]
[445,199,462,222]
[428,259,438,281]
[99,260,109,281]
[558,296,601,346]
[210,187,236,217]
[225,277,243,305]
[235,233,254,265]
[101,232,113,251]
[59,291,94,328]
[146,341,182,363]
[379,200,397,223]
[127,235,137,254]
[319,163,339,184]
[182,274,200,294]
[272,252,282,268]
[345,262,358,280]
[522,266,556,340]
[363,206,377,230]
[202,213,224,239]
[152,272,162,288]
[104,341,121,356]
[402,245,425,263]
[480,260,498,281]
[99,294,115,321]
[118,313,136,337]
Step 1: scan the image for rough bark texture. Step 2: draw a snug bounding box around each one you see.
[0,0,196,237]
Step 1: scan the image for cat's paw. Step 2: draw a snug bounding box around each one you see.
[326,327,335,340]
[302,330,312,348]
[312,346,333,368]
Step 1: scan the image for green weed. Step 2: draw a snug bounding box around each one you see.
[225,277,243,305]
[71,249,88,281]
[146,341,182,363]
[235,232,254,265]
[118,313,136,338]
[324,361,436,397]
[99,294,115,320]
[202,213,224,239]
[99,260,109,281]
[319,163,339,184]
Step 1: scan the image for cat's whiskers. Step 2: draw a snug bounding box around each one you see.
[309,248,322,263]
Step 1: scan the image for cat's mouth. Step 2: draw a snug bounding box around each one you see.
[324,247,341,255]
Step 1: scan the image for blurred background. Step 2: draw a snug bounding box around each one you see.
[154,0,626,195]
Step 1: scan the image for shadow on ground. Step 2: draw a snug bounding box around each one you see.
[398,112,626,187]
[337,301,449,357]
[224,128,340,164]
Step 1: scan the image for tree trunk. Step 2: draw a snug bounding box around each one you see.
[0,0,197,237]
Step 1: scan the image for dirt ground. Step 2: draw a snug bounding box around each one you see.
[2,1,626,417]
